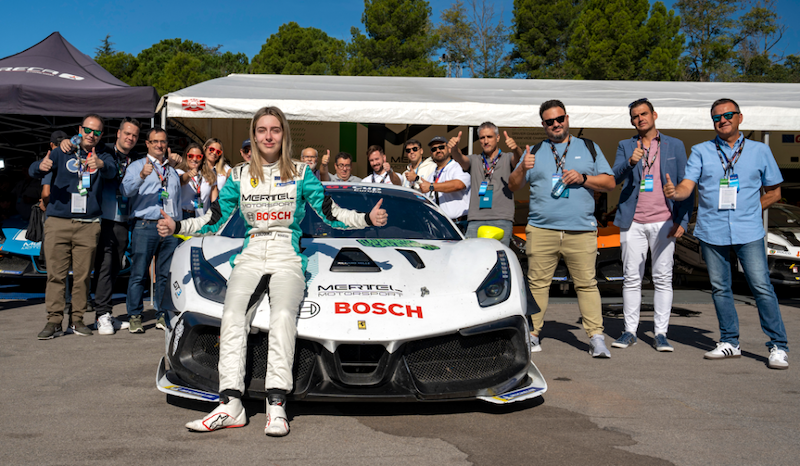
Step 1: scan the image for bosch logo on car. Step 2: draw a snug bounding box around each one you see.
[335,302,423,319]
[255,211,292,221]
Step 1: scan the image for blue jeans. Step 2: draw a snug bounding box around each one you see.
[126,220,180,317]
[465,220,513,247]
[700,239,788,351]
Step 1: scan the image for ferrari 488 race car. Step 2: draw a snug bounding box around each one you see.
[157,184,547,404]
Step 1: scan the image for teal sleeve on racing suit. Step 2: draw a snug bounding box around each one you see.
[175,173,243,237]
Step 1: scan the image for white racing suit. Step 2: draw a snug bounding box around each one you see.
[176,160,370,394]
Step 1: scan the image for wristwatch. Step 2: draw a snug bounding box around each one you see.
[580,173,587,186]
[414,175,420,182]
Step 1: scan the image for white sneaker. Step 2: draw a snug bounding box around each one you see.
[704,342,741,359]
[96,313,115,335]
[768,346,788,370]
[185,398,247,432]
[589,334,610,358]
[529,333,542,353]
[265,403,290,437]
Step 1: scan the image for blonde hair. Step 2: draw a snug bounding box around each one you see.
[177,143,216,185]
[248,106,297,183]
[202,138,229,177]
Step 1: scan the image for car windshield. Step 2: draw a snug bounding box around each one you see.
[769,204,800,228]
[218,185,461,240]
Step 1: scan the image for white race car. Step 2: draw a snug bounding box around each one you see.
[157,184,546,404]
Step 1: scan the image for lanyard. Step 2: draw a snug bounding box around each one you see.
[114,147,130,179]
[715,138,745,178]
[640,136,660,175]
[481,153,501,180]
[434,159,452,183]
[549,136,571,173]
[76,148,87,179]
[189,175,202,198]
[373,172,389,183]
[152,157,169,190]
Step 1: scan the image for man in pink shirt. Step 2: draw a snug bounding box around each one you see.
[610,98,693,352]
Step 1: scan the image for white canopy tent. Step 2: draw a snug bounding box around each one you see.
[158,74,800,131]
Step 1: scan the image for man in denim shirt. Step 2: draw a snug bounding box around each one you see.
[665,98,788,370]
[121,127,182,334]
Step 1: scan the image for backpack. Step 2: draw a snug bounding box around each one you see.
[530,137,598,162]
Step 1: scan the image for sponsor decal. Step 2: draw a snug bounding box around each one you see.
[255,211,292,221]
[162,385,218,401]
[0,270,23,275]
[335,302,423,319]
[172,281,182,297]
[250,177,259,188]
[356,239,439,250]
[0,66,84,80]
[299,301,320,319]
[492,386,546,402]
[358,320,366,330]
[318,284,402,297]
[242,193,293,202]
[181,99,206,112]
[781,134,800,144]
[352,186,382,193]
[65,158,97,174]
[275,180,296,187]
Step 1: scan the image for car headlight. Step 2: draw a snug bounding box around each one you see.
[191,246,227,304]
[768,242,788,252]
[476,251,511,308]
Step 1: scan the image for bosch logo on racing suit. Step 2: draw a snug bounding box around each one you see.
[255,211,292,221]
[335,302,423,319]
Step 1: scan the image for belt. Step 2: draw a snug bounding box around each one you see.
[249,231,292,241]
[132,218,159,224]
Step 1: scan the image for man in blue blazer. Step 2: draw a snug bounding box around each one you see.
[611,98,693,352]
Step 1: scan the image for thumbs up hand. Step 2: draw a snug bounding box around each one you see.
[522,145,535,170]
[504,131,518,151]
[369,198,388,227]
[630,139,644,166]
[663,173,676,199]
[39,150,53,172]
[447,131,462,155]
[157,209,176,237]
[87,147,104,171]
[141,157,154,180]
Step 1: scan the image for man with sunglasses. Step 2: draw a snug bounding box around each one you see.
[664,98,788,369]
[449,122,523,246]
[29,114,117,339]
[121,127,183,334]
[610,98,692,353]
[417,136,471,231]
[322,152,361,183]
[401,139,436,189]
[509,100,616,357]
[240,139,251,163]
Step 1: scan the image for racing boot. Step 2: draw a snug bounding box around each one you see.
[264,391,290,437]
[185,396,247,432]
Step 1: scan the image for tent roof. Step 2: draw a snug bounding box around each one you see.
[161,74,800,131]
[0,32,157,117]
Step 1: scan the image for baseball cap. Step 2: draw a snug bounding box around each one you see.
[241,139,251,150]
[50,130,68,144]
[428,136,447,146]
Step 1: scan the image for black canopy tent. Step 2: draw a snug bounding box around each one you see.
[0,32,157,164]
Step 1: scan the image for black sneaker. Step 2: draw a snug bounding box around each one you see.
[71,320,93,336]
[38,322,63,340]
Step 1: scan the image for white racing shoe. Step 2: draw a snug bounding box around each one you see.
[265,403,290,437]
[185,398,247,432]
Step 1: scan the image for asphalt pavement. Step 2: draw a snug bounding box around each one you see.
[1,284,798,466]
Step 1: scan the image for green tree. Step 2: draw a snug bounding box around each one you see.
[439,0,511,78]
[509,0,584,79]
[93,35,139,84]
[735,0,786,80]
[348,0,443,76]
[251,22,347,75]
[567,0,683,80]
[128,38,249,95]
[675,0,739,81]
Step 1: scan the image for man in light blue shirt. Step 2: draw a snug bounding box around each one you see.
[121,127,182,334]
[509,99,616,358]
[665,98,788,369]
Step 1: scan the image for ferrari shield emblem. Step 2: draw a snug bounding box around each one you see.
[250,177,259,188]
[358,321,366,330]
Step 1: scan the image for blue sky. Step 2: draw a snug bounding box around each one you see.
[2,0,798,66]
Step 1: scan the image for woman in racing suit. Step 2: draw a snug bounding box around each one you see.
[157,106,388,436]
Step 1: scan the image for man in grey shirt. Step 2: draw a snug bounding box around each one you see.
[448,122,522,246]
[322,152,362,183]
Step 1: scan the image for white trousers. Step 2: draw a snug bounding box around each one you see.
[620,220,675,336]
[218,237,306,394]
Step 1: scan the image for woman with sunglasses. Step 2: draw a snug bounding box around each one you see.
[157,106,388,437]
[176,143,218,219]
[203,138,232,191]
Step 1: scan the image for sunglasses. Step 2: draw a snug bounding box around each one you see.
[187,154,203,161]
[712,111,740,123]
[207,147,223,156]
[336,163,351,169]
[242,147,251,153]
[430,144,446,152]
[82,127,102,137]
[405,146,420,153]
[543,115,566,127]
[628,97,649,109]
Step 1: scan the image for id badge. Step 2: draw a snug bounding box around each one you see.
[643,174,654,192]
[163,199,176,218]
[719,179,737,210]
[82,173,91,189]
[551,174,569,198]
[479,185,493,209]
[729,174,739,193]
[478,181,488,196]
[71,193,87,214]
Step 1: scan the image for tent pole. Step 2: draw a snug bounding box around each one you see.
[762,131,770,253]
[161,99,167,129]
[468,126,474,156]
